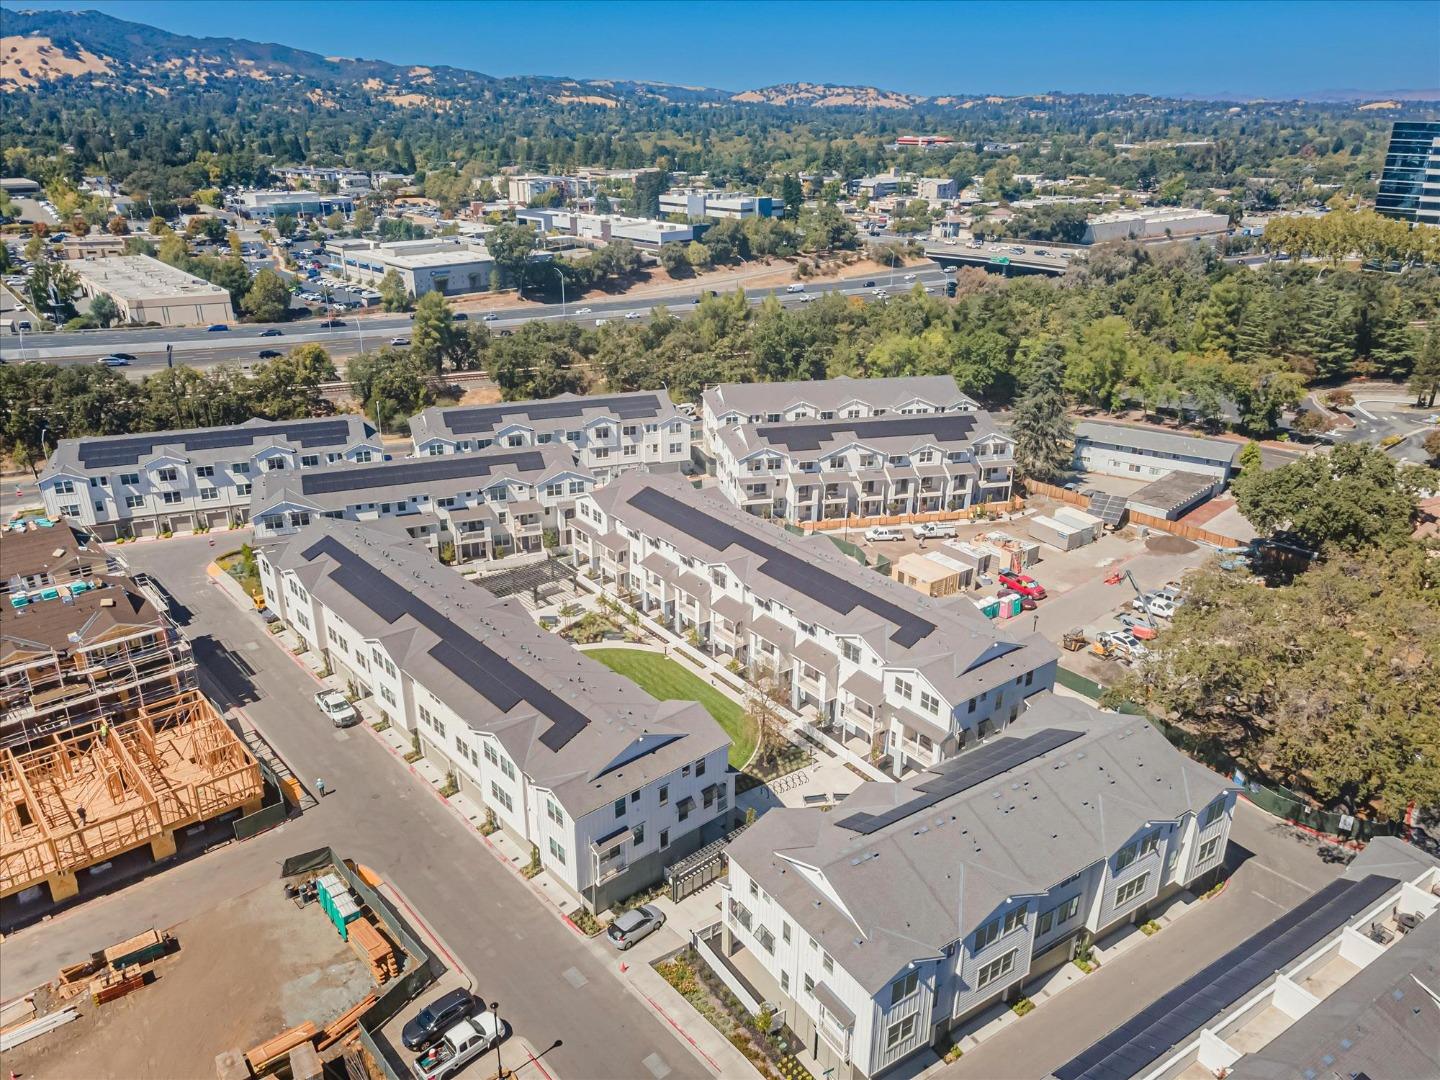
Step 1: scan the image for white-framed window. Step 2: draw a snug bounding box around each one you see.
[119,472,140,485]
[888,970,918,1006]
[489,782,513,812]
[975,949,1016,989]
[125,495,144,509]
[920,691,940,715]
[1002,903,1028,933]
[885,1015,916,1049]
[1200,798,1225,828]
[155,467,178,483]
[895,678,913,700]
[200,488,219,501]
[548,838,566,865]
[547,800,564,826]
[1116,840,1139,871]
[1196,836,1222,865]
[1116,872,1150,907]
[162,491,182,504]
[1037,895,1080,935]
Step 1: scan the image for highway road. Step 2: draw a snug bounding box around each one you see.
[0,265,954,372]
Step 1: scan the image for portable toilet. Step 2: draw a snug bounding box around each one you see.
[972,596,1001,620]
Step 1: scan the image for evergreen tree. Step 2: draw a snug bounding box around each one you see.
[1233,289,1275,363]
[1011,345,1073,484]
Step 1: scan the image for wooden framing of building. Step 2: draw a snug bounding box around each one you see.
[0,690,262,902]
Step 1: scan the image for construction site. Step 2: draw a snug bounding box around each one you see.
[0,850,435,1080]
[0,689,264,905]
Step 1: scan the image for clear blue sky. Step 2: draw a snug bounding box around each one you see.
[11,0,1440,98]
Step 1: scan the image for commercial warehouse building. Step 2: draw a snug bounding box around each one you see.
[409,391,693,482]
[40,416,383,539]
[515,209,694,248]
[1072,422,1239,485]
[249,443,595,562]
[658,190,778,220]
[326,237,496,298]
[234,189,355,221]
[70,255,234,329]
[719,692,1236,1080]
[1081,207,1230,245]
[258,520,733,911]
[574,473,1057,773]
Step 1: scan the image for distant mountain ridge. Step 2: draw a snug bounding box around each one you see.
[2,8,1436,108]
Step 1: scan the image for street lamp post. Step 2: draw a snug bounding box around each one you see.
[489,1001,506,1079]
[553,266,566,318]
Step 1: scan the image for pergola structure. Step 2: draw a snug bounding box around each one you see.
[0,690,262,903]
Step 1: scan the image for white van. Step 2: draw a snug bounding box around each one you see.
[911,521,957,539]
[786,283,805,293]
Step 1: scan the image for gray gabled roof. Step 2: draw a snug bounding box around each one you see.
[715,410,1008,463]
[1073,421,1241,466]
[727,693,1234,994]
[703,375,974,419]
[409,390,684,445]
[261,520,729,817]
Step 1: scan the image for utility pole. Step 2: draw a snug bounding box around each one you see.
[554,266,566,318]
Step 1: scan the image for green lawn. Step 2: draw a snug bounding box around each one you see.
[586,648,757,769]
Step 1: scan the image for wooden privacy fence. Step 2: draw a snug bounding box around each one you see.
[800,498,1024,533]
[1025,481,1243,549]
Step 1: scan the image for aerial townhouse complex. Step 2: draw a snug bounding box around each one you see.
[258,520,733,912]
[408,391,693,482]
[572,474,1057,773]
[711,410,1016,523]
[702,375,978,450]
[1,524,194,751]
[719,693,1237,1080]
[249,444,595,562]
[40,417,384,540]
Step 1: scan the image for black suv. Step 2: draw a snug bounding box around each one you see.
[402,989,478,1051]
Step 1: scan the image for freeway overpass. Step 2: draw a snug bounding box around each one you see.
[922,241,1074,276]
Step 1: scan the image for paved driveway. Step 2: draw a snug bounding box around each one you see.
[2,533,712,1080]
[947,800,1342,1079]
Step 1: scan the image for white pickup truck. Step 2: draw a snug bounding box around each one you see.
[412,1014,502,1080]
[911,521,957,539]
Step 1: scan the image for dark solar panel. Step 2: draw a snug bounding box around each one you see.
[441,394,665,437]
[754,413,978,453]
[836,728,1083,834]
[299,535,592,751]
[298,450,547,496]
[1053,873,1402,1080]
[1088,491,1128,528]
[627,487,936,648]
[78,420,359,469]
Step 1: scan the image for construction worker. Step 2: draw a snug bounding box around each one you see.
[316,777,327,798]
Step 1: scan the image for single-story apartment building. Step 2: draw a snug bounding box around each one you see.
[1072,422,1240,485]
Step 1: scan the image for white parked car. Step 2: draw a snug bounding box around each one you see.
[314,689,359,728]
[574,307,592,315]
[903,273,916,281]
[864,526,903,542]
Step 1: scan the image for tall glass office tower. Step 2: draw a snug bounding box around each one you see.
[1375,121,1440,225]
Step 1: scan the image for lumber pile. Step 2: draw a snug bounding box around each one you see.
[0,1007,79,1052]
[245,1021,317,1073]
[348,919,398,983]
[90,967,147,1005]
[54,959,103,1000]
[316,992,376,1051]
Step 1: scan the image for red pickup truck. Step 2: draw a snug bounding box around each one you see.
[997,570,1047,599]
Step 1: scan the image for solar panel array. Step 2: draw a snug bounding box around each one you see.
[1053,873,1401,1080]
[835,728,1084,835]
[1087,491,1128,528]
[441,394,665,436]
[298,450,548,496]
[77,420,359,469]
[753,413,979,453]
[299,535,591,752]
[626,487,936,648]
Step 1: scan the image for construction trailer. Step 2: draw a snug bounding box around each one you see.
[0,690,263,903]
[1029,506,1103,552]
[939,540,994,577]
[891,552,968,598]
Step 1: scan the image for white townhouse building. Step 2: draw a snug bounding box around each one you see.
[720,693,1237,1080]
[701,375,978,455]
[248,444,594,562]
[712,411,1015,524]
[408,391,693,482]
[1058,837,1440,1080]
[258,521,733,912]
[39,417,383,540]
[572,474,1058,774]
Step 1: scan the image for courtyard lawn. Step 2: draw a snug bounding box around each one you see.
[585,648,757,769]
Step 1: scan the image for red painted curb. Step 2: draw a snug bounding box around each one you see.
[637,989,723,1073]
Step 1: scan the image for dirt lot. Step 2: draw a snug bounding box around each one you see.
[4,877,376,1080]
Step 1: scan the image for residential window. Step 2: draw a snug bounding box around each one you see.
[615,798,626,818]
[301,455,319,467]
[547,800,564,826]
[976,950,1016,989]
[895,678,913,700]
[125,495,144,509]
[888,970,918,1006]
[659,828,669,850]
[632,823,644,846]
[659,784,669,805]
[1116,841,1139,872]
[1140,830,1162,857]
[119,473,139,485]
[822,952,834,975]
[265,457,286,471]
[749,880,760,899]
[231,463,250,474]
[782,922,791,944]
[483,743,498,765]
[695,758,706,778]
[780,971,790,993]
[841,639,860,663]
[200,488,219,501]
[548,838,566,865]
[885,1015,916,1049]
[920,691,940,715]
[1116,873,1150,907]
[500,758,515,780]
[803,974,815,996]
[1038,896,1080,936]
[1196,836,1222,865]
[1003,903,1028,934]
[1199,798,1225,828]
[489,782,513,812]
[155,467,178,483]
[236,484,251,496]
[196,465,214,478]
[757,927,775,955]
[162,491,182,504]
